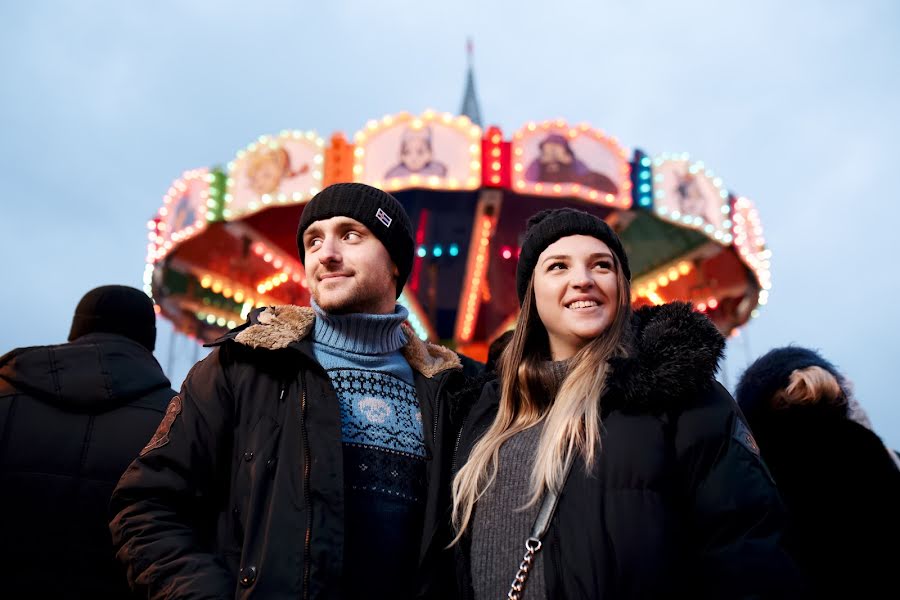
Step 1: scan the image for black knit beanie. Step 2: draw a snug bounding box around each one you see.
[516,208,631,304]
[68,285,157,351]
[297,183,414,298]
[735,346,850,421]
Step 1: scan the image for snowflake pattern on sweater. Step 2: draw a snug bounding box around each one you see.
[329,368,426,501]
[331,368,424,456]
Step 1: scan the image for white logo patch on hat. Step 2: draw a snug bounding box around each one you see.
[375,208,393,228]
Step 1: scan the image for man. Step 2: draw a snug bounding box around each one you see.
[0,285,175,598]
[110,183,463,599]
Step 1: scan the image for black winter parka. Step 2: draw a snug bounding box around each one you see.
[110,306,462,599]
[0,333,174,599]
[739,401,900,599]
[453,303,804,599]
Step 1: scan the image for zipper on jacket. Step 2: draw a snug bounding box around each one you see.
[450,412,469,474]
[300,375,312,600]
[431,379,444,454]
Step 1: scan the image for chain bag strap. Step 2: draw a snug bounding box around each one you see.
[506,458,574,600]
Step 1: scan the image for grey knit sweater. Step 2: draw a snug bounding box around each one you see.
[471,423,546,600]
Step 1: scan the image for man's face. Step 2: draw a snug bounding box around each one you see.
[400,137,431,172]
[302,216,398,315]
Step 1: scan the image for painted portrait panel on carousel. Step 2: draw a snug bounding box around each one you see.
[354,111,482,191]
[732,195,769,274]
[159,169,209,244]
[226,132,325,219]
[512,121,631,209]
[652,155,732,243]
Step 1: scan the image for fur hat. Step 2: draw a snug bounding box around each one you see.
[68,285,157,351]
[296,183,414,298]
[515,208,630,304]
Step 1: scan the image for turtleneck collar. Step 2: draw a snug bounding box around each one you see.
[310,298,408,355]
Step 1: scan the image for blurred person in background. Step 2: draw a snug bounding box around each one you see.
[736,346,900,599]
[0,285,174,598]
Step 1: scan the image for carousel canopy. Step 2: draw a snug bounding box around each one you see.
[144,112,770,360]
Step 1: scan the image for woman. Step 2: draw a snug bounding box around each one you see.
[736,347,900,599]
[451,208,802,599]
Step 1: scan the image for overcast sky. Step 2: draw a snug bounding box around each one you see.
[2,0,898,446]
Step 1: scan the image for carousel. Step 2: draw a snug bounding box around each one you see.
[143,67,770,362]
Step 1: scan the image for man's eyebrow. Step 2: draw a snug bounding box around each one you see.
[303,225,322,240]
[335,220,370,235]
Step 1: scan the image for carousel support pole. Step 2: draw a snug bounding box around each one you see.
[741,325,753,373]
[453,189,503,346]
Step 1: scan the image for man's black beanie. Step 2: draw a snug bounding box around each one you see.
[68,285,157,352]
[296,183,414,299]
[516,208,631,304]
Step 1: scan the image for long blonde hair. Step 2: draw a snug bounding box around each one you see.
[451,261,632,542]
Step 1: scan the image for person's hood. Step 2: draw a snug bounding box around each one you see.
[734,345,851,426]
[0,333,173,412]
[210,305,461,378]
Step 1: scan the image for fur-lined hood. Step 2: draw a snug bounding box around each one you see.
[217,305,461,379]
[603,302,726,412]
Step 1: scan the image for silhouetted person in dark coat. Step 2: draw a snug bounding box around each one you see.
[736,346,900,600]
[0,285,175,598]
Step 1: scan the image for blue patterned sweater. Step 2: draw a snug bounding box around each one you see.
[310,300,425,597]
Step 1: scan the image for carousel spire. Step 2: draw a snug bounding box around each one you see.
[460,37,483,127]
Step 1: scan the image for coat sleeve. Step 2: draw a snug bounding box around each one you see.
[109,347,236,599]
[674,382,807,599]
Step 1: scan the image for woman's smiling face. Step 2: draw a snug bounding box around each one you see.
[532,234,619,360]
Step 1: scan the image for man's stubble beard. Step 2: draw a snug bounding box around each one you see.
[313,284,369,315]
[312,273,394,315]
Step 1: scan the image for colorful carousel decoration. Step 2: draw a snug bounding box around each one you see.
[144,74,770,361]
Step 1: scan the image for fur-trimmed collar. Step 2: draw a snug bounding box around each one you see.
[605,302,725,413]
[230,305,461,378]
